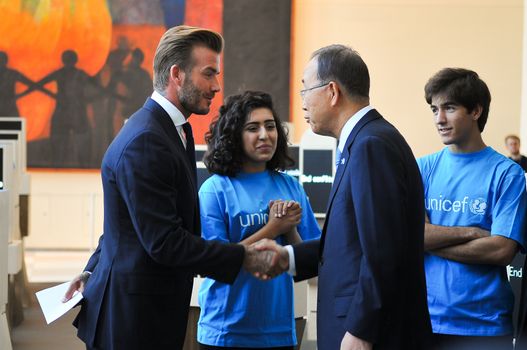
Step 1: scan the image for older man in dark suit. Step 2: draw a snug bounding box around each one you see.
[63,26,271,350]
[259,45,431,349]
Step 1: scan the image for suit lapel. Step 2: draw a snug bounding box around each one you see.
[142,98,197,190]
[319,109,382,257]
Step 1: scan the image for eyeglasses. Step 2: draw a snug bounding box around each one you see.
[300,82,330,99]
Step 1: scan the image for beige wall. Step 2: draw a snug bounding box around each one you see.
[25,171,103,250]
[291,0,523,157]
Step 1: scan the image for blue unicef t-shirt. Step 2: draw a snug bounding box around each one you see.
[197,170,321,347]
[417,147,527,336]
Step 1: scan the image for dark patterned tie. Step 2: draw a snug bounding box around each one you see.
[182,122,197,181]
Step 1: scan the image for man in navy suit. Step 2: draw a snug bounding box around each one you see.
[259,45,431,349]
[63,26,273,350]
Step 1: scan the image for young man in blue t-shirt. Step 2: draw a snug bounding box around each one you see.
[418,68,527,350]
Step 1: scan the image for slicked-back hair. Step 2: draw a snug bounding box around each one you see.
[204,91,294,177]
[311,44,370,101]
[424,68,491,132]
[153,25,223,93]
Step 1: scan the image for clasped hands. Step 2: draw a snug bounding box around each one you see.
[242,200,300,280]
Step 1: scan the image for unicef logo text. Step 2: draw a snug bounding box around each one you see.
[425,195,488,215]
[469,198,487,215]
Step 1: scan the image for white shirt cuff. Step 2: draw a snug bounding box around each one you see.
[285,245,296,276]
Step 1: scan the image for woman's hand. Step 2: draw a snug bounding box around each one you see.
[267,200,302,235]
[240,200,302,246]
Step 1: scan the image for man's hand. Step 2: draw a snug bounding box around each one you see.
[341,332,372,350]
[243,239,290,280]
[253,239,289,279]
[62,271,90,302]
[243,244,276,280]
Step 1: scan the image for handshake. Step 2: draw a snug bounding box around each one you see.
[241,199,301,280]
[242,239,290,280]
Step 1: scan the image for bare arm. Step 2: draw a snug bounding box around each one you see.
[283,227,302,245]
[430,235,519,266]
[424,221,490,251]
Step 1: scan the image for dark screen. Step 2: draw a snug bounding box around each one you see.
[0,121,22,131]
[195,149,206,163]
[197,167,212,190]
[301,149,333,215]
[0,134,18,140]
[283,145,300,180]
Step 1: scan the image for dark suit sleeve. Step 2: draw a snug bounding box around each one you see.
[84,234,104,272]
[293,239,320,281]
[116,131,245,283]
[344,135,411,342]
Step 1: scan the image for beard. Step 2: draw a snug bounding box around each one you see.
[179,78,210,115]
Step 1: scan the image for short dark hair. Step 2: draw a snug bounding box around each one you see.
[204,91,294,177]
[505,134,520,143]
[424,68,491,132]
[153,25,223,92]
[311,44,370,101]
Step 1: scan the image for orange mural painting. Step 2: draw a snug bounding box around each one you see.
[0,0,223,168]
[0,0,112,141]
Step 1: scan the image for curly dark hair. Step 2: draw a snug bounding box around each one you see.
[204,91,294,177]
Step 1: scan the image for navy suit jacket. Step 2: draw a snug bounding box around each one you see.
[74,98,245,349]
[294,110,431,349]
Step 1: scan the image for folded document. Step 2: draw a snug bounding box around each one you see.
[35,281,83,324]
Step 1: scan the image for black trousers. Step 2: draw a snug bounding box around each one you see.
[426,333,513,350]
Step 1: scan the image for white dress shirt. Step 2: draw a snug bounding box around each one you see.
[151,90,189,149]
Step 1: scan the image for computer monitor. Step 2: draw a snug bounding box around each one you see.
[196,164,212,190]
[0,118,26,172]
[195,149,207,163]
[0,143,19,241]
[195,145,212,189]
[0,189,8,308]
[283,144,300,180]
[301,149,334,216]
[0,133,21,176]
[0,141,18,191]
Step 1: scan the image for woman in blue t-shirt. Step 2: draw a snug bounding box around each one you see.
[197,91,321,350]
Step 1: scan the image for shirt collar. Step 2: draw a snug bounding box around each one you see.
[151,90,187,127]
[338,105,373,153]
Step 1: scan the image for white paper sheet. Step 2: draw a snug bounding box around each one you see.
[35,281,83,324]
